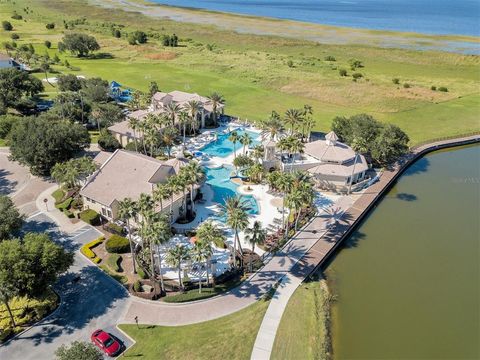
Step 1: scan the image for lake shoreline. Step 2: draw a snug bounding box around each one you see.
[90,0,480,54]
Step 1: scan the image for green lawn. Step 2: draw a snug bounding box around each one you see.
[119,297,270,359]
[1,0,479,145]
[271,279,331,360]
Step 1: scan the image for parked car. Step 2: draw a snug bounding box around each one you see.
[91,329,122,357]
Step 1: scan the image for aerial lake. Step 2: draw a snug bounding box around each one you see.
[327,144,480,359]
[149,0,480,36]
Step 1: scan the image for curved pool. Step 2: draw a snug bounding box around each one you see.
[201,129,261,158]
[205,165,259,215]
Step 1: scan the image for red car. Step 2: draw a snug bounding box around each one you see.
[91,329,122,357]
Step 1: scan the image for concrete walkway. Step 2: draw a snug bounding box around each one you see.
[121,196,355,326]
[250,273,302,360]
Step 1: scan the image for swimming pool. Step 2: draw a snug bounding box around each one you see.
[205,165,259,215]
[201,129,261,158]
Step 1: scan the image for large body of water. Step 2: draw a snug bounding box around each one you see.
[327,144,480,359]
[150,0,480,36]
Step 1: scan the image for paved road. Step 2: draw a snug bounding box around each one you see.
[0,213,132,360]
[0,152,53,216]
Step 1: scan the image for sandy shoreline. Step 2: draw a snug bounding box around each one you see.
[89,0,479,54]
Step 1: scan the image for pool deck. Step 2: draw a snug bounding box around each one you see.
[250,133,480,360]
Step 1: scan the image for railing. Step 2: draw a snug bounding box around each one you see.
[410,131,480,151]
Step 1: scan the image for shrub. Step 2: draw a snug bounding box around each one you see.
[70,198,83,210]
[133,280,142,292]
[44,40,51,49]
[64,210,75,219]
[112,29,121,38]
[79,209,100,225]
[352,72,363,80]
[80,236,105,263]
[2,21,13,31]
[339,68,347,77]
[137,266,147,279]
[56,197,73,211]
[45,23,55,30]
[99,264,128,284]
[105,234,130,254]
[438,86,448,92]
[403,83,411,88]
[324,55,336,61]
[52,188,65,204]
[104,222,124,235]
[349,58,363,70]
[11,12,22,20]
[287,60,294,68]
[107,254,122,272]
[127,31,147,45]
[10,33,19,40]
[430,85,437,91]
[392,78,400,84]
[98,131,121,152]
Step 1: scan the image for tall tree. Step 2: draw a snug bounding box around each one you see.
[222,196,250,268]
[191,241,212,293]
[228,131,239,159]
[239,132,253,155]
[0,196,24,241]
[207,92,224,127]
[244,220,266,272]
[58,33,100,57]
[166,244,190,289]
[55,341,103,360]
[0,68,43,114]
[117,198,138,274]
[9,115,90,175]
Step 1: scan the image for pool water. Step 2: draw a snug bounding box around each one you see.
[201,129,261,158]
[205,165,259,215]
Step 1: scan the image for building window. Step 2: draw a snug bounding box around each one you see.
[101,207,107,216]
[107,209,112,218]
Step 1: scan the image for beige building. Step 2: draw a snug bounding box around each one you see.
[80,150,194,223]
[262,131,369,189]
[109,90,225,147]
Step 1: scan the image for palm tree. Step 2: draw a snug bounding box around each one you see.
[244,220,266,272]
[137,193,154,224]
[117,198,138,274]
[245,163,264,183]
[228,131,239,159]
[221,196,250,268]
[178,111,190,147]
[301,105,313,142]
[137,121,149,154]
[149,215,172,292]
[277,172,292,230]
[261,111,284,141]
[239,132,253,155]
[166,244,190,290]
[184,100,201,134]
[191,241,212,293]
[208,92,225,127]
[167,176,183,222]
[153,183,170,213]
[185,161,205,211]
[287,136,305,171]
[176,171,189,219]
[284,108,303,135]
[160,127,178,158]
[165,102,181,127]
[128,117,140,152]
[252,145,264,162]
[196,221,225,286]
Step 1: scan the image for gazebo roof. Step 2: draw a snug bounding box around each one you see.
[325,131,338,142]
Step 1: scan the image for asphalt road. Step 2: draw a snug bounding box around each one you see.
[0,213,132,360]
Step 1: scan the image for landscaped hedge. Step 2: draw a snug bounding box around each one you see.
[104,222,125,236]
[80,236,105,264]
[52,189,65,204]
[105,235,130,254]
[79,209,100,225]
[56,197,73,211]
[107,254,122,272]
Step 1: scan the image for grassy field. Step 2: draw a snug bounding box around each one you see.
[271,279,332,360]
[0,0,479,144]
[118,297,270,359]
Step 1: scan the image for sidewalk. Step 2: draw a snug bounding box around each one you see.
[34,185,86,233]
